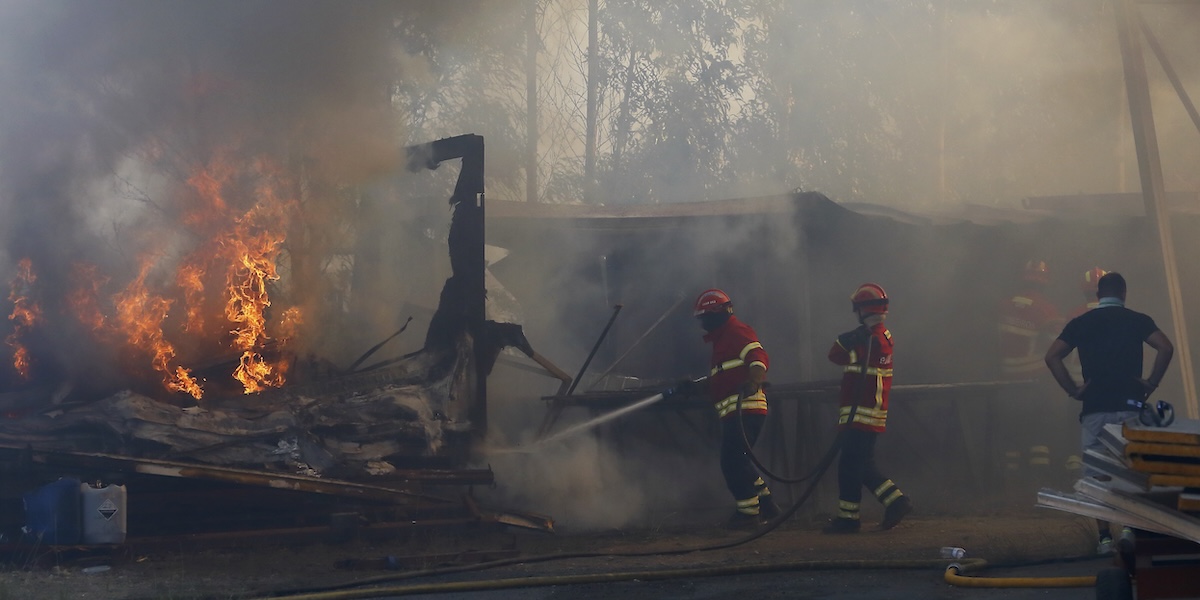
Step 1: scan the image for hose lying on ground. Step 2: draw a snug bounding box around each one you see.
[228,433,844,600]
[248,558,990,600]
[943,560,1096,588]
[247,556,1111,599]
[234,386,1097,599]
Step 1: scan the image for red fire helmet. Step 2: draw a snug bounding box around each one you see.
[1081,267,1107,294]
[1023,259,1050,285]
[693,288,733,317]
[851,283,889,315]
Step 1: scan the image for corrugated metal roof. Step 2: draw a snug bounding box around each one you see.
[487,193,818,220]
[485,190,1200,226]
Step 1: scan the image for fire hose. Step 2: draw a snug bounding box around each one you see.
[246,558,991,600]
[241,433,844,599]
[239,379,1105,599]
[247,323,1119,598]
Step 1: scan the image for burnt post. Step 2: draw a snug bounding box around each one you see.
[405,134,488,433]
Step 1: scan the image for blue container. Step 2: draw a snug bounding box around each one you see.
[22,477,82,545]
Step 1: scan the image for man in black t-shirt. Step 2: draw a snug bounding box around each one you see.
[1044,272,1173,555]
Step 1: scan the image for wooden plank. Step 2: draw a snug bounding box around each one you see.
[1130,457,1200,477]
[1149,473,1200,487]
[1180,489,1200,513]
[17,447,461,504]
[1123,418,1200,446]
[1127,442,1200,460]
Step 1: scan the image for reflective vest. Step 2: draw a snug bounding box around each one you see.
[828,323,893,432]
[703,315,769,419]
[997,290,1061,378]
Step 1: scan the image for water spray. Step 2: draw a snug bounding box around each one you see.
[489,377,705,454]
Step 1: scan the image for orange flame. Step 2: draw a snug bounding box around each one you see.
[176,263,206,333]
[12,148,303,400]
[277,306,302,345]
[6,258,41,380]
[113,258,203,399]
[190,152,299,394]
[67,262,110,333]
[224,209,289,393]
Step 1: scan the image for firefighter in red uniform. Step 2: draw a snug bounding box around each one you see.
[996,259,1065,489]
[690,288,780,529]
[823,283,912,534]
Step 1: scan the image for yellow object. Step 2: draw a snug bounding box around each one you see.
[943,562,1095,588]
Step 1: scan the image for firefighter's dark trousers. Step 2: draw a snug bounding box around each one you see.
[720,412,767,502]
[837,427,899,508]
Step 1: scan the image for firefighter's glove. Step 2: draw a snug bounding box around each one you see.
[665,379,698,399]
[837,325,870,349]
[740,381,762,397]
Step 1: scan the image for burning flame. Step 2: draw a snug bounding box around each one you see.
[68,262,110,333]
[21,148,301,400]
[113,258,203,399]
[177,263,206,334]
[6,258,41,380]
[206,156,299,394]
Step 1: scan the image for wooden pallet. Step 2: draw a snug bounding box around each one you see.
[1123,418,1200,446]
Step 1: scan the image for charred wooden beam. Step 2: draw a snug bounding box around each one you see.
[6,446,480,504]
[405,135,488,436]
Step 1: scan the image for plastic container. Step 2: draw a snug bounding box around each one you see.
[22,477,82,545]
[940,546,966,559]
[81,482,127,544]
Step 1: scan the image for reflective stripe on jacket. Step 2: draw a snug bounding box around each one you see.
[828,323,893,432]
[997,290,1061,377]
[703,315,769,419]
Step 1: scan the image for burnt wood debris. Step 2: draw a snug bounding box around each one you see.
[0,135,553,566]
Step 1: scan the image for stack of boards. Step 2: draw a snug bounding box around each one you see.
[1036,418,1200,543]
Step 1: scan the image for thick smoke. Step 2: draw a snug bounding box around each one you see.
[2,1,1198,529]
[0,1,418,386]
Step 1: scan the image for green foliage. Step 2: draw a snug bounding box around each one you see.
[531,0,1135,208]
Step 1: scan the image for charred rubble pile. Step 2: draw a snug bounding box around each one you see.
[0,136,554,547]
[0,342,471,479]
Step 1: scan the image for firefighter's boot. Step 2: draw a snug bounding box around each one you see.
[1002,449,1023,500]
[724,510,763,530]
[725,495,763,530]
[822,517,861,534]
[1063,454,1083,488]
[824,499,861,534]
[758,493,781,520]
[880,495,912,530]
[1028,445,1052,491]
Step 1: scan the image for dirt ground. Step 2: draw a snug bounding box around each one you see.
[0,504,1102,600]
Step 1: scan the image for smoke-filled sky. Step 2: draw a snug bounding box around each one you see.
[1,0,1198,529]
[2,0,1197,294]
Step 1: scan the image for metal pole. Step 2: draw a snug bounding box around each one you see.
[1115,0,1197,418]
[1137,13,1200,136]
[585,294,686,391]
[566,304,622,396]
